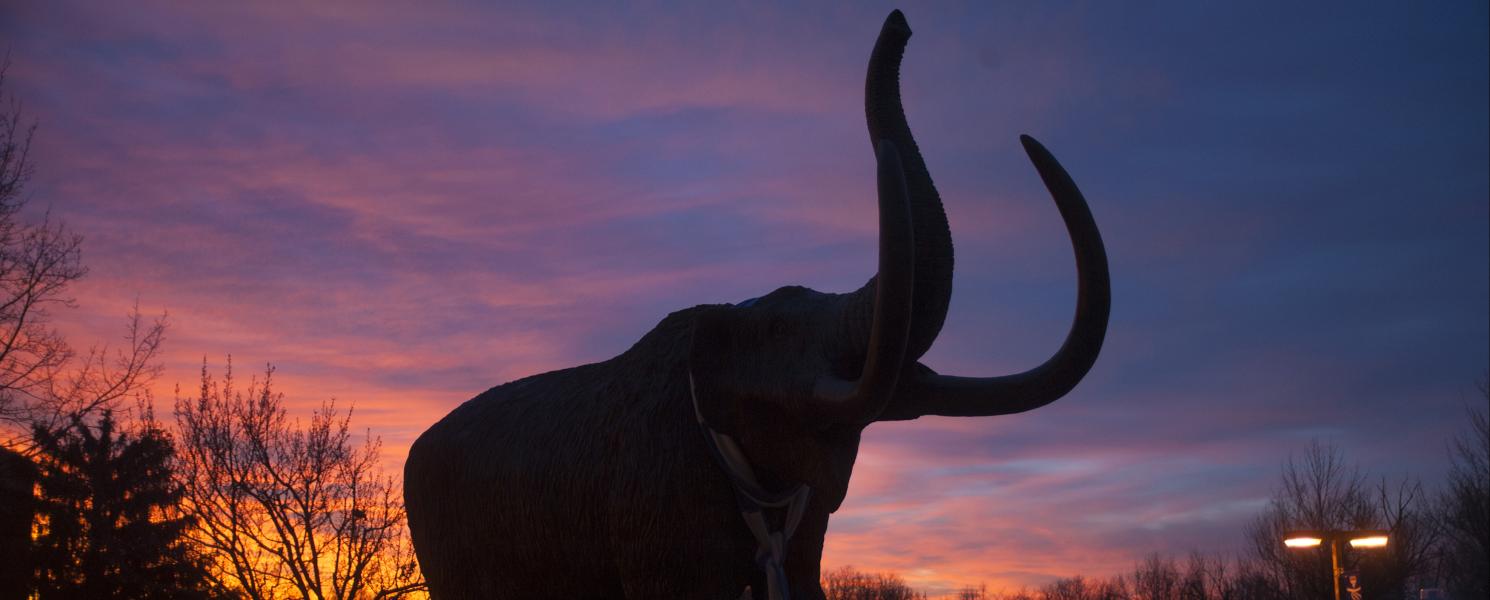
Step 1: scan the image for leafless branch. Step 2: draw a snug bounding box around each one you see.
[174,360,424,599]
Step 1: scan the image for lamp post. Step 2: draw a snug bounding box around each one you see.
[1283,530,1390,600]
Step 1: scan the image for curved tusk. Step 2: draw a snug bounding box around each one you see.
[812,140,916,423]
[891,135,1110,418]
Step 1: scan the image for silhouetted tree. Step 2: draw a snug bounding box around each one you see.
[0,60,74,431]
[1129,554,1181,600]
[29,410,222,599]
[820,565,927,600]
[1360,477,1438,597]
[956,583,993,600]
[0,60,166,447]
[1033,554,1289,600]
[1180,553,1239,600]
[1225,560,1287,600]
[1246,440,1434,600]
[173,360,423,600]
[1435,384,1488,600]
[0,61,171,600]
[1087,576,1130,600]
[1042,575,1090,600]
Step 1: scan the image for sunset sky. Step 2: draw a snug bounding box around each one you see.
[3,1,1487,593]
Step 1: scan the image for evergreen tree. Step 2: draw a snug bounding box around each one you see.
[30,411,226,599]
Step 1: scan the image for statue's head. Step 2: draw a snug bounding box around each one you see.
[684,12,1110,511]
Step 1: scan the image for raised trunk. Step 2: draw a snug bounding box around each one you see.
[810,141,915,424]
[855,10,954,364]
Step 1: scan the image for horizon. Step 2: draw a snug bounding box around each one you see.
[3,1,1487,593]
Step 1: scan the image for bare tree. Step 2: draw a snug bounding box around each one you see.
[0,61,166,448]
[1178,553,1244,600]
[1435,383,1489,599]
[1041,575,1092,600]
[820,565,927,600]
[1040,553,1273,600]
[1247,441,1373,599]
[1177,554,1211,600]
[1246,440,1435,600]
[173,360,424,600]
[1086,576,1129,600]
[1129,554,1181,600]
[955,583,991,600]
[1225,559,1286,600]
[1360,476,1439,597]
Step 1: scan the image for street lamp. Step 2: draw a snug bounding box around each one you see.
[1349,535,1388,548]
[1283,529,1390,600]
[1284,534,1324,548]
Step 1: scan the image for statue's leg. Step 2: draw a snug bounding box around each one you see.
[784,515,831,600]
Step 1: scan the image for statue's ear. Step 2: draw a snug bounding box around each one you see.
[689,308,744,436]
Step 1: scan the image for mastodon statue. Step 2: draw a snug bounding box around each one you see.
[406,10,1110,599]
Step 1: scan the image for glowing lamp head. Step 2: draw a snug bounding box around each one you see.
[1284,536,1324,548]
[1349,535,1389,548]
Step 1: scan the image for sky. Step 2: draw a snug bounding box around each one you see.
[3,0,1487,593]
